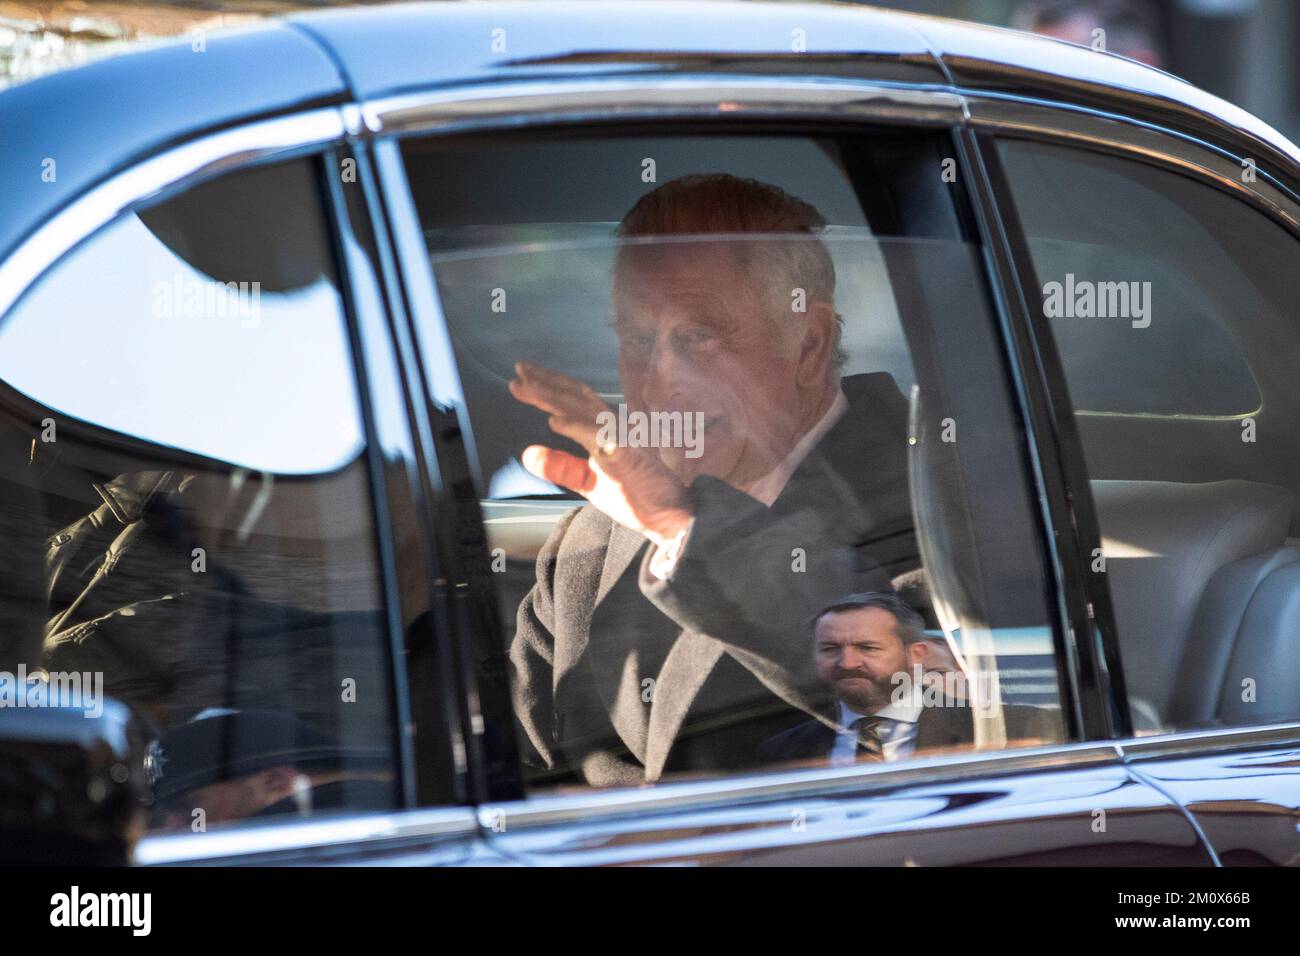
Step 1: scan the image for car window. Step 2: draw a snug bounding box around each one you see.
[998,144,1260,418]
[0,157,400,833]
[402,129,1069,793]
[998,137,1300,735]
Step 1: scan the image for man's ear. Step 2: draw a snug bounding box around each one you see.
[796,300,837,388]
[907,641,929,668]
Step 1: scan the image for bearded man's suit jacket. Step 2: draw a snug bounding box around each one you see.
[757,701,1058,765]
[509,372,917,787]
[759,702,975,765]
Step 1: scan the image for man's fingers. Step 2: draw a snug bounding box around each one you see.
[520,445,596,494]
[517,361,590,397]
[508,375,567,417]
[512,364,614,493]
[511,362,603,418]
[546,414,601,453]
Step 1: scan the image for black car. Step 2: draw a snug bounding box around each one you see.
[1,0,1298,868]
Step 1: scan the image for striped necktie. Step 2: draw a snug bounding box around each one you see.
[851,716,887,761]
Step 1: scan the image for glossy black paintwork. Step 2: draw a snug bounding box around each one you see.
[325,143,467,809]
[915,15,1300,188]
[484,761,1210,866]
[6,0,1298,268]
[1135,746,1300,866]
[0,22,345,263]
[288,1,1299,176]
[0,700,149,865]
[289,0,946,97]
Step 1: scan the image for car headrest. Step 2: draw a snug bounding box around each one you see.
[1173,545,1300,728]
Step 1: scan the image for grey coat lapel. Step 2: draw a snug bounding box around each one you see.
[595,521,646,606]
[551,514,644,677]
[643,629,726,781]
[581,521,657,764]
[582,521,731,780]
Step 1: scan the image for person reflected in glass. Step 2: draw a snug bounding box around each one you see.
[508,174,917,786]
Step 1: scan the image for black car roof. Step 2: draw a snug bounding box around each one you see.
[0,20,346,262]
[1,0,1296,263]
[289,1,1297,168]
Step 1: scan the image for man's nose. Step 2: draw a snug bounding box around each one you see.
[640,336,688,407]
[839,648,864,670]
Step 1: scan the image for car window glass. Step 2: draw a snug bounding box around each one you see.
[998,144,1259,418]
[0,157,400,832]
[999,137,1300,734]
[0,163,364,475]
[402,131,1069,792]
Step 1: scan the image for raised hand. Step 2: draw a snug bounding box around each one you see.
[507,361,693,550]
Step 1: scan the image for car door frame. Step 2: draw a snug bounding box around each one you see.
[0,103,500,865]
[365,73,1214,865]
[968,88,1300,865]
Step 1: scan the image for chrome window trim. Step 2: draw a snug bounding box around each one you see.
[0,107,345,324]
[366,75,1131,829]
[476,741,1119,832]
[131,722,1300,859]
[133,805,479,866]
[966,92,1300,236]
[1118,721,1300,760]
[474,724,1300,836]
[363,76,967,136]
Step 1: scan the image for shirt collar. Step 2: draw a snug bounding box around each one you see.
[837,698,923,727]
[745,387,848,507]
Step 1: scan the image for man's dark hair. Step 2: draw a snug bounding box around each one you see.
[811,592,926,647]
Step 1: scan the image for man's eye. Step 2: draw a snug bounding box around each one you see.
[619,332,654,352]
[679,326,716,347]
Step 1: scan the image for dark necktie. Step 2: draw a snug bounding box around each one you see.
[851,716,887,762]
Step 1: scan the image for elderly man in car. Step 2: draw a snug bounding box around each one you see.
[507,173,917,787]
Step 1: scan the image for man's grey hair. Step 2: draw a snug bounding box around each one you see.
[811,592,927,648]
[615,173,848,377]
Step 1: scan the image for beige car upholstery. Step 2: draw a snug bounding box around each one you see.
[1092,479,1294,730]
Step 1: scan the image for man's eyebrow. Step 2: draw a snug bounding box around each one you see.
[675,291,732,312]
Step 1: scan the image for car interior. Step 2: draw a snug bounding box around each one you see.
[1000,137,1300,734]
[402,124,1069,788]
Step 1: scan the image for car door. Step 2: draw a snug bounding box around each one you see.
[979,97,1300,866]
[0,108,502,865]
[370,76,1213,865]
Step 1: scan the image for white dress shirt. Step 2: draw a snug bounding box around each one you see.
[830,699,923,766]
